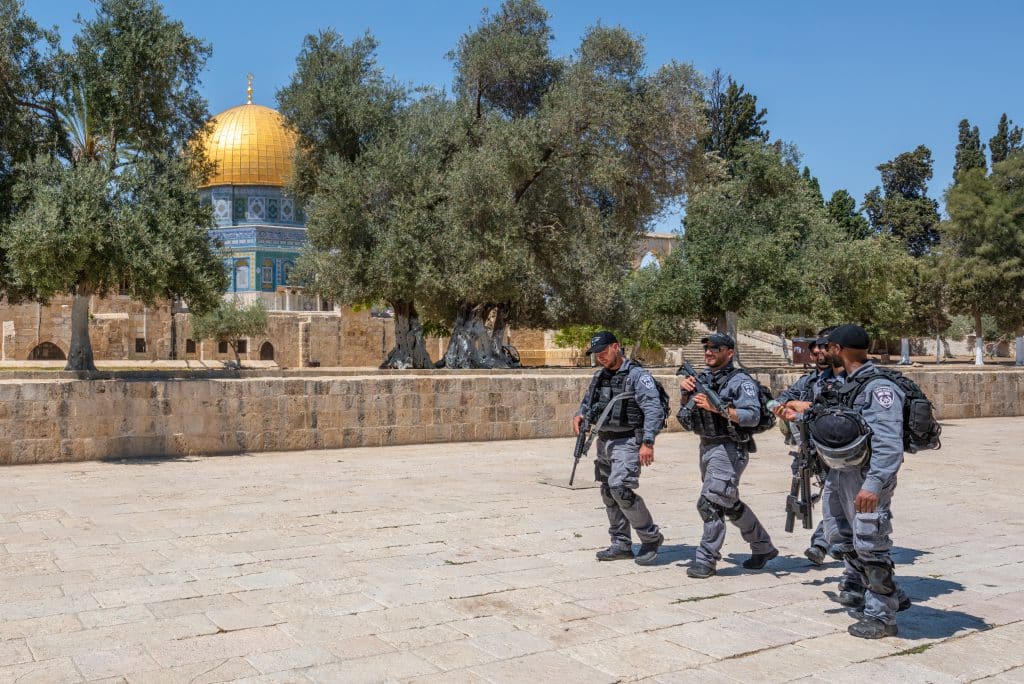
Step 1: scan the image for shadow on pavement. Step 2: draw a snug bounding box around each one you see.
[644,543,696,566]
[891,546,930,565]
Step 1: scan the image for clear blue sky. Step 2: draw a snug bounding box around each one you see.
[26,0,1024,229]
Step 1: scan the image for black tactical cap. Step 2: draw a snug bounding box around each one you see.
[700,332,736,349]
[814,326,836,347]
[827,324,870,350]
[585,330,618,355]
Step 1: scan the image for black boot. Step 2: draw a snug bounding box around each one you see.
[634,533,664,566]
[742,548,778,569]
[686,562,716,579]
[596,544,634,561]
[848,616,898,639]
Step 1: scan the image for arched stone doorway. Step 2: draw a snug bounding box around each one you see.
[28,341,66,360]
[259,341,274,361]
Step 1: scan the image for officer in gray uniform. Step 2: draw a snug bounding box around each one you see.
[811,324,910,639]
[574,331,665,566]
[773,331,845,565]
[677,332,777,579]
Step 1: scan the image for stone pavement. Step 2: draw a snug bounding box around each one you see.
[2,417,1023,683]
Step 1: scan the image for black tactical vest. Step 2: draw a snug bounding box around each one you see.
[690,369,736,440]
[591,366,643,432]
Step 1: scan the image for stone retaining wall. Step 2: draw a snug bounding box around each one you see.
[1,368,1021,464]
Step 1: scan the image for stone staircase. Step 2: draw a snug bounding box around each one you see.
[664,324,791,368]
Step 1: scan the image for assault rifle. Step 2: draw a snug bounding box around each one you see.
[569,393,636,486]
[675,361,731,416]
[569,417,591,486]
[784,417,820,533]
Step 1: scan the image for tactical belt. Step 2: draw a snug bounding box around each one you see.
[598,429,636,440]
[699,435,740,446]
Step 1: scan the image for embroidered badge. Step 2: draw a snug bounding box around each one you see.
[640,375,655,390]
[873,386,896,409]
[742,381,757,397]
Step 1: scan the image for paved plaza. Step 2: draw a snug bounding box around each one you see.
[2,417,1023,683]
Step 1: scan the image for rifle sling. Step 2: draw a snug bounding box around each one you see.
[583,392,636,454]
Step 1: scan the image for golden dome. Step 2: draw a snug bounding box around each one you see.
[198,102,297,188]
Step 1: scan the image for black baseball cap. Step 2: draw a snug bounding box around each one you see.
[814,326,836,347]
[700,332,736,349]
[585,330,618,355]
[827,324,870,350]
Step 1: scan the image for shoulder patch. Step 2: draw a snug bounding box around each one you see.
[741,381,757,397]
[873,386,896,409]
[639,374,655,390]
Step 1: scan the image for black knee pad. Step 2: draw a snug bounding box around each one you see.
[697,496,723,523]
[612,486,637,510]
[599,483,616,508]
[863,561,896,595]
[724,500,746,522]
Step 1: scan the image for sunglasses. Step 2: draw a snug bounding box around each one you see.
[702,345,726,353]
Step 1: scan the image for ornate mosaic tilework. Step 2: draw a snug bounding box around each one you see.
[247,196,265,221]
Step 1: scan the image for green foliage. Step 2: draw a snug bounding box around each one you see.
[292,0,707,368]
[0,0,225,369]
[553,324,605,352]
[277,29,404,201]
[70,0,211,159]
[3,153,225,311]
[826,189,872,240]
[863,145,941,256]
[702,69,769,163]
[190,299,268,365]
[989,113,1023,165]
[943,152,1024,332]
[802,166,823,205]
[954,119,986,179]
[681,141,837,330]
[615,252,698,349]
[190,299,268,342]
[0,0,61,234]
[819,235,915,339]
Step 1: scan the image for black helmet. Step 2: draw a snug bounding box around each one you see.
[808,408,872,469]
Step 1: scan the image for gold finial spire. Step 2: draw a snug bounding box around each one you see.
[246,73,254,104]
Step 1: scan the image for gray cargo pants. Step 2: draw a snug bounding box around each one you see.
[829,467,905,625]
[594,434,660,548]
[696,441,774,567]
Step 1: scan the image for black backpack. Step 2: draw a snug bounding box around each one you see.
[722,369,777,435]
[840,367,941,453]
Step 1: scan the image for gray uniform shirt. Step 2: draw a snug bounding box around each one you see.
[693,363,760,429]
[577,359,665,443]
[848,361,905,494]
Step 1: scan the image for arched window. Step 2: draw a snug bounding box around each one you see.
[261,259,274,291]
[259,341,275,360]
[234,259,250,290]
[28,341,65,360]
[639,251,661,269]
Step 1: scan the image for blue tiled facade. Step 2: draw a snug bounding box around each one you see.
[199,186,307,294]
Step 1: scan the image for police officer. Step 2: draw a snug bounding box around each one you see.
[678,332,777,579]
[811,324,910,639]
[573,331,665,566]
[772,330,845,565]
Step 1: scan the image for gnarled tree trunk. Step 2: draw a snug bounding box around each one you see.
[65,285,97,372]
[442,302,515,369]
[381,300,433,369]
